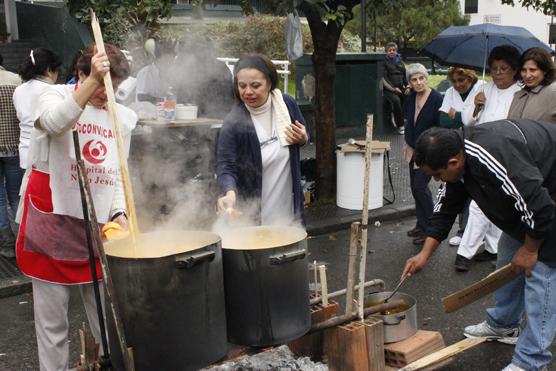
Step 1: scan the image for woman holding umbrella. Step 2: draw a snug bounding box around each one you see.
[508,47,556,122]
[455,45,522,272]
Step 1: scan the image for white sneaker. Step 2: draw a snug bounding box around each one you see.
[449,235,462,246]
[463,321,520,344]
[501,364,526,371]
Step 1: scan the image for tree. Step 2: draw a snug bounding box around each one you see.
[500,0,556,15]
[347,0,468,50]
[66,0,172,44]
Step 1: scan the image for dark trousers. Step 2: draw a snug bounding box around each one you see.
[383,90,404,128]
[409,161,432,232]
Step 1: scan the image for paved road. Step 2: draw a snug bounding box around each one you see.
[0,217,553,370]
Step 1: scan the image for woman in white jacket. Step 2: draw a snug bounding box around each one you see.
[16,44,137,371]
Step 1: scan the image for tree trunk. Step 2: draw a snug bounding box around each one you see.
[299,3,344,199]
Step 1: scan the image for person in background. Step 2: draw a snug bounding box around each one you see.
[455,45,522,272]
[508,47,556,123]
[439,67,485,248]
[383,42,409,135]
[216,53,308,226]
[403,63,443,245]
[16,44,136,371]
[403,123,556,371]
[135,39,174,103]
[14,48,62,170]
[0,53,22,258]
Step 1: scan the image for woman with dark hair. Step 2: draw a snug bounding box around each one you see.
[14,48,63,169]
[216,53,308,225]
[508,47,556,122]
[16,44,136,371]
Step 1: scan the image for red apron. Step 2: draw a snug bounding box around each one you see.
[16,170,102,284]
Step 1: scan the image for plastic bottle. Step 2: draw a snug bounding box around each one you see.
[163,86,177,120]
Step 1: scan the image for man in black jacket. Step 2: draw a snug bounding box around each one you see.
[402,121,556,371]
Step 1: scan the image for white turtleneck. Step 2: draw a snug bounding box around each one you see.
[246,96,294,225]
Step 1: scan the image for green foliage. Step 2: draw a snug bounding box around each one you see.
[160,15,361,60]
[345,0,468,50]
[66,0,172,44]
[501,0,556,15]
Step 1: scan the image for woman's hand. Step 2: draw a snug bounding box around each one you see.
[217,190,237,213]
[113,213,129,231]
[448,108,457,119]
[89,49,110,85]
[285,120,308,145]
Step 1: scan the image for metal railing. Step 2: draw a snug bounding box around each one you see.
[217,57,291,93]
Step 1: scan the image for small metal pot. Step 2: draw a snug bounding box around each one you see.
[366,291,417,343]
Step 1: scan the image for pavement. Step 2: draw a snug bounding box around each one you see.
[0,128,422,298]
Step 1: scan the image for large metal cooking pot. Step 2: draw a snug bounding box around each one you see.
[366,291,418,343]
[105,230,227,371]
[221,225,310,347]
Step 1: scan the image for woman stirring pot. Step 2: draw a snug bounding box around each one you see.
[216,54,308,225]
[16,44,136,371]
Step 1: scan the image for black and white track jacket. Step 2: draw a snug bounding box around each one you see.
[427,119,556,266]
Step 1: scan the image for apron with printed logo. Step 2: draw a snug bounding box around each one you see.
[16,106,119,284]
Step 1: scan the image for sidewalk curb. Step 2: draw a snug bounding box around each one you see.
[0,275,31,298]
[307,204,416,236]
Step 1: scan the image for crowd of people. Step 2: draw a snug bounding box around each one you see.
[398,44,556,371]
[1,33,556,371]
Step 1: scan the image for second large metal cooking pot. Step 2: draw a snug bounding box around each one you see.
[366,291,418,343]
[221,225,311,347]
[105,230,227,371]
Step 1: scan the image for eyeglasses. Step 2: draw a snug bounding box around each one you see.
[491,66,511,74]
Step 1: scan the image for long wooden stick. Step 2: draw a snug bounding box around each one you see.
[357,114,374,320]
[309,299,405,333]
[319,265,328,306]
[311,279,384,305]
[399,337,486,371]
[344,221,360,316]
[90,11,139,243]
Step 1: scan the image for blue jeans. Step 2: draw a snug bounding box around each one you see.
[0,156,23,229]
[486,232,556,370]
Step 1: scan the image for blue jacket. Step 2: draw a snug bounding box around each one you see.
[216,94,306,224]
[404,89,443,149]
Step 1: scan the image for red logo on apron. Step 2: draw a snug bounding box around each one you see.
[83,140,108,164]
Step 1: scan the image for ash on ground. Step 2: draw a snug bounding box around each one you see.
[204,345,328,371]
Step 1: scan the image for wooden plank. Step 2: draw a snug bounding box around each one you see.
[442,264,519,313]
[319,265,329,306]
[399,337,487,371]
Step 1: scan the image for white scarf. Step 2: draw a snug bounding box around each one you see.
[270,89,292,147]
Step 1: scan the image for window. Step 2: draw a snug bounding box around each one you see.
[465,0,478,14]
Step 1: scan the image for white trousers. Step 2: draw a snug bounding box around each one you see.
[32,279,105,371]
[457,200,501,259]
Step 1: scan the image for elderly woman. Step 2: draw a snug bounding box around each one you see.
[216,54,308,225]
[456,45,522,272]
[508,47,556,122]
[16,44,136,371]
[403,63,443,245]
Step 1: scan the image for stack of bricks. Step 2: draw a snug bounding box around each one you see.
[383,330,445,368]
